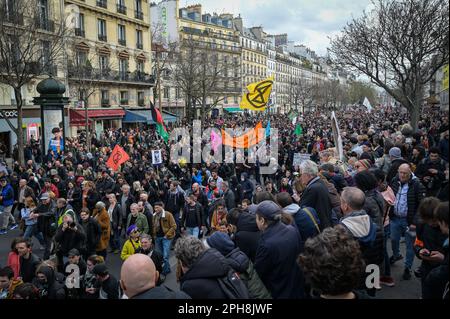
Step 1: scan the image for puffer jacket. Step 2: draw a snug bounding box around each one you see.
[391,176,427,225]
[340,210,384,267]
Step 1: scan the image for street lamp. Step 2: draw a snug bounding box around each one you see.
[33,77,70,159]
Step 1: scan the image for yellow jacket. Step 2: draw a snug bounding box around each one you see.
[120,238,141,261]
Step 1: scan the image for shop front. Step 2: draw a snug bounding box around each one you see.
[69,108,125,137]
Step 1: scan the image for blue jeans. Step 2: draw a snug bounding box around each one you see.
[390,217,415,270]
[186,227,200,238]
[383,224,391,276]
[23,224,45,246]
[155,237,172,275]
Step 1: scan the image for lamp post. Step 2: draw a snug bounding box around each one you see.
[33,77,70,159]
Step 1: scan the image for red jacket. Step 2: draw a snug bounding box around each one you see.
[7,251,20,279]
[44,184,59,198]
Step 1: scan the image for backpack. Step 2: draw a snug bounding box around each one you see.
[217,269,250,299]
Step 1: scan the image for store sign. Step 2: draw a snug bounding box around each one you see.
[0,110,18,118]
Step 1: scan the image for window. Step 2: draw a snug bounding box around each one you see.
[117,0,127,14]
[41,40,50,66]
[234,96,238,104]
[76,50,87,66]
[135,0,143,19]
[224,96,228,104]
[118,24,126,45]
[137,91,145,106]
[98,19,107,41]
[120,91,129,104]
[175,88,181,99]
[136,61,144,73]
[136,30,143,49]
[39,0,48,24]
[101,90,109,100]
[163,87,170,99]
[76,13,85,37]
[99,55,108,71]
[119,58,128,79]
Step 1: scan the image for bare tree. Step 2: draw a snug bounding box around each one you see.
[0,0,67,164]
[296,77,316,113]
[171,36,231,125]
[151,22,178,113]
[329,0,449,130]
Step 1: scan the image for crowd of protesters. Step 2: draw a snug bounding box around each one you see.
[0,105,448,300]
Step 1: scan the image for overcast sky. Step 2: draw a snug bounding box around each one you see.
[182,0,373,56]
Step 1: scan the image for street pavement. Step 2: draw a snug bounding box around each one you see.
[0,226,422,299]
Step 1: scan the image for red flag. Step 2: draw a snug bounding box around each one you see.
[106,145,130,171]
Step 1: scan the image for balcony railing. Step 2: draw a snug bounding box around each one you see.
[98,34,107,42]
[68,67,156,85]
[75,28,85,37]
[136,42,143,50]
[101,99,110,107]
[96,0,107,9]
[120,99,129,105]
[117,4,127,14]
[118,39,126,46]
[135,10,144,20]
[35,18,55,32]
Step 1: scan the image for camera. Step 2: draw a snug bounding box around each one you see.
[69,222,76,228]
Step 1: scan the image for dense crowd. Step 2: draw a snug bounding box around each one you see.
[0,105,448,300]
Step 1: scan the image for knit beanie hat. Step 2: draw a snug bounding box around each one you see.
[356,159,372,170]
[127,224,138,236]
[389,147,402,159]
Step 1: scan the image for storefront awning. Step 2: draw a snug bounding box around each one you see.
[69,109,126,126]
[224,107,244,113]
[123,110,149,123]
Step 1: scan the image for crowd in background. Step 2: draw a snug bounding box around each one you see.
[0,105,448,300]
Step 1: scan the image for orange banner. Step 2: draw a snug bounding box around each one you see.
[106,145,130,171]
[222,122,264,149]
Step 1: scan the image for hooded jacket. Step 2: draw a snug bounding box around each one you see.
[54,223,87,256]
[180,248,244,299]
[209,235,272,299]
[340,210,384,266]
[32,265,66,299]
[234,212,261,263]
[283,203,321,241]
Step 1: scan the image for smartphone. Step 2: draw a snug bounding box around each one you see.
[421,251,431,257]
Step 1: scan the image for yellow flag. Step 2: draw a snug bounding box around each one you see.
[443,64,449,91]
[240,76,274,111]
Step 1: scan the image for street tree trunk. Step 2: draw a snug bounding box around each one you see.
[14,87,25,166]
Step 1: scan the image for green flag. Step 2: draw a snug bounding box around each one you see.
[295,123,303,136]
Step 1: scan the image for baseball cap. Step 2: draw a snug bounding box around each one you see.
[40,192,50,200]
[92,264,108,276]
[68,248,80,257]
[256,200,282,221]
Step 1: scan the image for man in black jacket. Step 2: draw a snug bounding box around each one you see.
[299,160,333,230]
[33,265,66,299]
[164,181,185,237]
[92,264,121,299]
[15,238,41,283]
[221,181,236,211]
[33,193,56,260]
[415,148,447,197]
[80,209,101,260]
[118,184,135,237]
[96,170,116,199]
[181,195,203,238]
[387,147,409,185]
